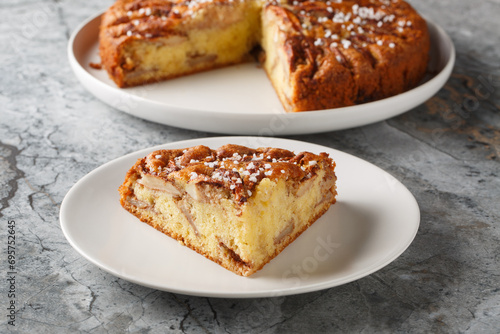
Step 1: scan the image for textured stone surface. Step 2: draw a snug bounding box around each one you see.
[1,0,499,332]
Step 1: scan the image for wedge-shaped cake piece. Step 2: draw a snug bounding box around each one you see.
[119,144,337,276]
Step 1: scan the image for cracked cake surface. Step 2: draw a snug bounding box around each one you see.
[99,0,430,112]
[119,144,337,276]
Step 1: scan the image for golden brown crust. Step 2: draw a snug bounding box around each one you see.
[128,144,334,204]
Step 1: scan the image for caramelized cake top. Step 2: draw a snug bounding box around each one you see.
[102,0,427,47]
[132,144,335,203]
[265,0,428,69]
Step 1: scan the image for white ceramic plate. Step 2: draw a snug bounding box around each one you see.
[68,12,454,135]
[60,137,420,298]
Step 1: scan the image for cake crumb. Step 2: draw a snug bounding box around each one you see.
[89,62,102,69]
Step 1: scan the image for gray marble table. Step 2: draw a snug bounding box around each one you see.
[1,0,499,332]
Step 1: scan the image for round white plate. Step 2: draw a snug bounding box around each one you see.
[68,12,454,135]
[60,137,420,298]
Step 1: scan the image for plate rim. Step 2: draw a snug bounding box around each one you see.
[67,11,455,135]
[60,136,421,298]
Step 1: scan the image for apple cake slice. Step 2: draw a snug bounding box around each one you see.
[119,144,337,276]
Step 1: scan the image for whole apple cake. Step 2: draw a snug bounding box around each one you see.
[99,0,430,112]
